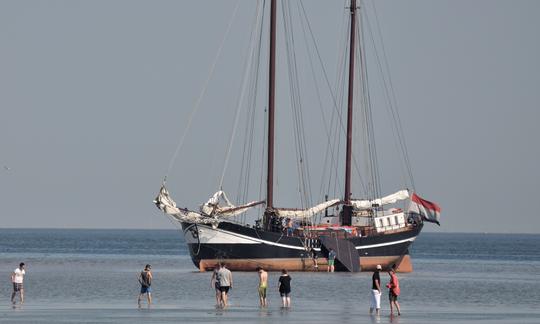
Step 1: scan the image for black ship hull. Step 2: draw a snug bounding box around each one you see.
[180,221,423,272]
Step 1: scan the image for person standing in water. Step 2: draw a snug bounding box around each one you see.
[278,269,291,308]
[327,248,337,272]
[11,262,25,305]
[137,264,153,307]
[369,264,382,315]
[310,247,319,271]
[386,265,401,316]
[217,263,233,308]
[256,267,268,307]
[211,265,222,307]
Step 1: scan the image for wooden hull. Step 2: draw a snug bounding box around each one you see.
[197,254,413,272]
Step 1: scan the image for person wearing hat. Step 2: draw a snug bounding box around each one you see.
[369,264,382,315]
[137,264,153,307]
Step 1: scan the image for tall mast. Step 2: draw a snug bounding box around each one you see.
[342,0,357,226]
[264,0,277,229]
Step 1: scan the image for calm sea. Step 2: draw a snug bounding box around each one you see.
[0,229,539,323]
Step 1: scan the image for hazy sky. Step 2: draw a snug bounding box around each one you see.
[1,0,539,233]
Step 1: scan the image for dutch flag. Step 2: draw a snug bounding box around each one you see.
[408,193,441,225]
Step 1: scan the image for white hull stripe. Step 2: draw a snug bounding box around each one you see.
[356,237,416,250]
[184,225,307,250]
[184,225,416,251]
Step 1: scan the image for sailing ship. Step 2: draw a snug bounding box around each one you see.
[154,0,440,272]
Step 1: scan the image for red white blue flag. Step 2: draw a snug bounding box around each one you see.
[408,193,441,225]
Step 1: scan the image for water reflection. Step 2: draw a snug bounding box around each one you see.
[389,313,400,324]
[369,314,381,324]
[258,308,271,317]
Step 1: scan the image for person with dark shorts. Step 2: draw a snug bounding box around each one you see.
[11,262,25,305]
[278,269,291,308]
[217,263,233,308]
[211,265,222,307]
[137,264,153,307]
[386,265,401,316]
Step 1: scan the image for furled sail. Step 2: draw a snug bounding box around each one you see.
[200,190,264,217]
[155,186,263,226]
[276,199,340,219]
[168,209,212,224]
[350,190,409,209]
[154,185,220,227]
[154,185,182,215]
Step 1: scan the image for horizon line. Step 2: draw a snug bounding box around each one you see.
[0,227,538,235]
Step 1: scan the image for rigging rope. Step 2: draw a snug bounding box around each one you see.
[164,0,241,181]
[367,1,416,190]
[219,0,265,190]
[298,1,350,202]
[357,11,382,200]
[283,1,313,211]
[298,1,372,201]
[235,0,267,225]
[298,1,346,208]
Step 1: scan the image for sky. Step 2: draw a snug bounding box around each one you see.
[1,0,539,234]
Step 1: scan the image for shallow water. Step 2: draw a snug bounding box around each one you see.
[1,229,539,323]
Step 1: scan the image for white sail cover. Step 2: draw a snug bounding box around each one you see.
[167,209,224,226]
[154,185,182,215]
[155,186,262,226]
[276,199,340,219]
[154,185,222,226]
[351,190,409,209]
[200,190,263,217]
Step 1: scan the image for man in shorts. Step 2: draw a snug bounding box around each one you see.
[217,263,233,308]
[11,262,25,305]
[369,264,382,315]
[327,248,337,272]
[257,267,268,307]
[137,264,153,307]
